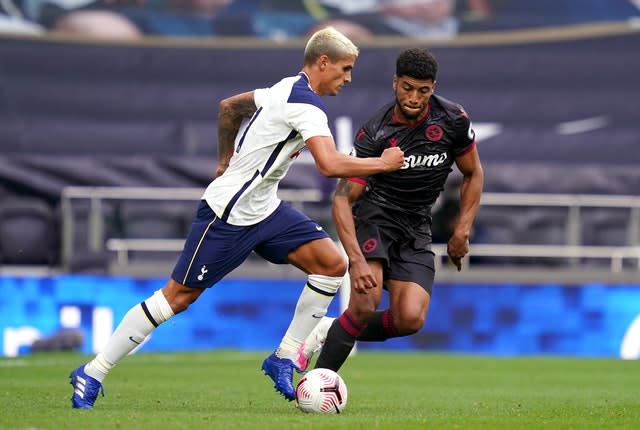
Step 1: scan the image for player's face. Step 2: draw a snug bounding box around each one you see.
[316,55,357,96]
[393,75,435,123]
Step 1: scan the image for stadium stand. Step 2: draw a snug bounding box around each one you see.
[118,201,191,239]
[3,3,640,373]
[0,197,58,265]
[582,208,637,247]
[0,20,639,275]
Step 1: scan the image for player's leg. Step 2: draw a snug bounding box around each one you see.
[299,315,334,364]
[70,279,202,405]
[313,244,434,370]
[82,280,201,379]
[261,237,347,400]
[313,260,384,371]
[357,250,435,341]
[310,278,430,372]
[70,201,255,409]
[313,217,392,371]
[255,203,346,400]
[358,280,431,340]
[284,237,347,361]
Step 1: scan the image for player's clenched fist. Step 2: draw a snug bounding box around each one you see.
[380,146,405,171]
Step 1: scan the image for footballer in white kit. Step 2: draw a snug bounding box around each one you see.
[172,72,333,287]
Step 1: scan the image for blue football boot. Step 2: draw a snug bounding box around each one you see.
[69,364,104,409]
[261,352,297,401]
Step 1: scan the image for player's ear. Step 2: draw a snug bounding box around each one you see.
[319,54,329,70]
[392,74,398,91]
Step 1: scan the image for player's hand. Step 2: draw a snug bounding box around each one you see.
[349,259,377,294]
[380,147,405,172]
[447,234,469,272]
[448,255,462,271]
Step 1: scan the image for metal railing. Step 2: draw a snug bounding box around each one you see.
[431,244,640,273]
[478,192,640,247]
[60,186,323,270]
[60,187,640,273]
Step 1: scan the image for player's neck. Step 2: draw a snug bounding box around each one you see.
[301,68,322,96]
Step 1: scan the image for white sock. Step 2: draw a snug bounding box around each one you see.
[302,316,335,357]
[276,274,343,360]
[85,289,174,382]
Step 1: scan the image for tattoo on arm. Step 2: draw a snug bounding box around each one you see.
[229,96,258,118]
[335,179,353,197]
[217,93,257,160]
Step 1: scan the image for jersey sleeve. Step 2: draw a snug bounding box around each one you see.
[452,106,476,156]
[354,126,385,158]
[349,126,384,184]
[253,88,267,109]
[286,103,332,141]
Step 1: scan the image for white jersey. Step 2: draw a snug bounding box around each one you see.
[203,73,332,226]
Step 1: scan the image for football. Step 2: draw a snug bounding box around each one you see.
[296,368,348,414]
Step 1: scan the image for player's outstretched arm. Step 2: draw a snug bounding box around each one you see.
[306,135,404,178]
[332,179,376,293]
[215,91,257,177]
[448,147,484,271]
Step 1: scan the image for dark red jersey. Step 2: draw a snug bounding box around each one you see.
[352,94,476,219]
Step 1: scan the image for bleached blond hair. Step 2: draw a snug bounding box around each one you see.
[303,26,359,65]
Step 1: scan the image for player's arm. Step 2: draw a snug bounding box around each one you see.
[216,91,257,177]
[448,146,484,271]
[332,178,376,293]
[305,135,404,178]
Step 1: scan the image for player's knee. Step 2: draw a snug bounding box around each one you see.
[319,256,348,277]
[349,303,377,325]
[291,240,348,277]
[396,314,426,335]
[163,280,202,314]
[171,296,196,314]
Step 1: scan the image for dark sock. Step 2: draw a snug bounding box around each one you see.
[314,310,365,371]
[357,309,399,341]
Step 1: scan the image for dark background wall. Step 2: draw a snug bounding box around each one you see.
[0,30,639,266]
[1,30,639,202]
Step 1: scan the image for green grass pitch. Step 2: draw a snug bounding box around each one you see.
[1,350,638,430]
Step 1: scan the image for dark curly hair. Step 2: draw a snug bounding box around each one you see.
[396,48,438,81]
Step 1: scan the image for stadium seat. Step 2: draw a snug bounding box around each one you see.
[0,198,58,265]
[118,201,192,239]
[472,207,521,245]
[519,208,570,266]
[519,208,568,245]
[68,200,120,252]
[581,208,631,246]
[469,207,521,266]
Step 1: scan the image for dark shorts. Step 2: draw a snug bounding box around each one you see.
[171,200,329,288]
[355,201,435,295]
